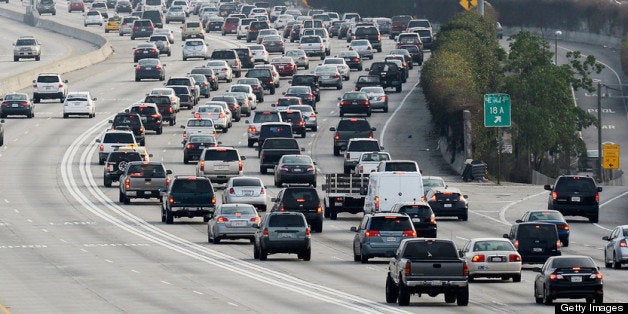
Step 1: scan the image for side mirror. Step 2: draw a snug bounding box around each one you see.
[288,80,292,83]
[252,222,260,228]
[359,187,367,195]
[32,80,36,83]
[515,219,522,223]
[337,97,341,101]
[148,154,153,157]
[271,104,275,107]
[300,147,305,151]
[544,184,552,191]
[458,250,464,258]
[329,127,336,131]
[241,156,247,160]
[245,120,250,124]
[350,226,358,232]
[313,161,317,165]
[95,139,101,143]
[181,141,186,145]
[64,80,69,83]
[314,111,318,114]
[108,119,113,123]
[271,197,277,202]
[321,184,327,190]
[380,146,384,150]
[281,91,286,95]
[463,195,468,199]
[93,98,97,101]
[602,236,610,241]
[206,212,214,220]
[180,125,185,129]
[502,234,509,239]
[166,170,173,174]
[598,187,603,192]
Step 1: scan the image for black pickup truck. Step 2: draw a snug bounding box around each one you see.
[259,138,303,174]
[387,238,469,306]
[354,75,382,91]
[329,118,376,156]
[368,62,404,92]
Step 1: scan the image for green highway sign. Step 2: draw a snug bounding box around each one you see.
[484,93,511,127]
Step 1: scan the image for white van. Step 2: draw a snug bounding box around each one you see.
[362,172,424,214]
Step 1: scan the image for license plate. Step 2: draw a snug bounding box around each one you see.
[292,168,302,172]
[571,196,581,202]
[532,247,543,252]
[334,202,343,206]
[46,87,53,90]
[12,104,18,107]
[571,276,582,283]
[429,281,442,286]
[412,218,421,222]
[444,203,452,208]
[145,67,152,70]
[214,165,229,170]
[490,256,502,262]
[243,190,254,196]
[232,221,246,227]
[279,233,294,238]
[386,237,396,242]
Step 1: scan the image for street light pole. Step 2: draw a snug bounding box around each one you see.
[554,30,562,65]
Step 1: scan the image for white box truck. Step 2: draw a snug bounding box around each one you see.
[362,172,424,214]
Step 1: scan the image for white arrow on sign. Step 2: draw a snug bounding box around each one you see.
[494,116,502,124]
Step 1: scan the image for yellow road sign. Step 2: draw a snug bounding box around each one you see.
[602,143,620,169]
[460,0,478,11]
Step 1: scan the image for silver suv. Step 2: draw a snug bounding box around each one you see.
[14,36,41,62]
[210,49,242,78]
[196,147,245,184]
[32,73,68,103]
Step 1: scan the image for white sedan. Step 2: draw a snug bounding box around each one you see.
[460,238,522,282]
[205,60,233,82]
[222,176,269,212]
[193,104,229,132]
[63,91,96,118]
[322,57,351,81]
[248,44,269,64]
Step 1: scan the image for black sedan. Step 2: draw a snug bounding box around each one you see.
[133,43,159,62]
[338,91,370,117]
[1,92,34,118]
[282,86,315,108]
[134,58,166,81]
[274,154,316,187]
[534,255,603,305]
[183,134,218,164]
[426,187,469,221]
[339,50,363,71]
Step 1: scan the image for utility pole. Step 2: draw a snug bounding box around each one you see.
[597,82,603,183]
[478,0,484,16]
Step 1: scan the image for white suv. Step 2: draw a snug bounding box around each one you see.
[298,35,326,59]
[196,147,245,184]
[32,73,68,103]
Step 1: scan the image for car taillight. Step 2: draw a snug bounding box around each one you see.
[168,196,174,204]
[509,254,521,262]
[201,82,207,87]
[334,133,340,141]
[250,216,261,223]
[124,178,130,190]
[429,217,436,223]
[152,49,158,53]
[186,144,194,149]
[332,74,340,79]
[216,216,228,222]
[549,273,563,281]
[557,224,569,230]
[595,193,599,202]
[182,131,187,138]
[365,230,380,237]
[299,121,304,126]
[238,160,243,171]
[219,113,225,118]
[134,49,140,54]
[105,164,111,171]
[353,58,359,62]
[135,65,142,70]
[354,87,359,91]
[139,127,144,133]
[211,195,216,205]
[340,100,349,106]
[169,107,173,113]
[369,132,373,139]
[263,228,269,236]
[151,114,161,119]
[552,191,558,200]
[305,94,313,99]
[155,65,162,70]
[463,262,469,277]
[513,240,519,249]
[429,195,437,201]
[374,196,380,211]
[404,261,411,276]
[148,25,154,30]
[591,272,603,279]
[359,101,369,105]
[366,46,371,50]
[402,230,416,237]
[199,160,205,171]
[472,254,485,262]
[133,26,139,30]
[556,240,561,250]
[621,239,627,247]
[222,67,229,71]
[99,144,104,151]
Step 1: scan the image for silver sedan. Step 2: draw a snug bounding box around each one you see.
[603,224,628,269]
[207,204,260,244]
[222,176,269,212]
[360,86,388,112]
[285,49,309,69]
[460,238,522,282]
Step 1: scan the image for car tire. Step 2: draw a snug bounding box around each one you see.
[590,214,599,223]
[183,157,189,164]
[333,146,340,156]
[165,210,173,224]
[135,77,140,82]
[385,274,398,303]
[605,252,612,268]
[260,166,267,174]
[161,207,166,223]
[270,87,275,95]
[259,246,267,260]
[339,111,344,117]
[366,111,371,117]
[360,249,368,264]
[336,84,342,90]
[444,292,456,303]
[247,139,254,148]
[383,105,388,113]
[301,248,311,261]
[35,55,40,61]
[343,166,350,174]
[274,180,281,188]
[613,253,622,269]
[212,233,221,244]
[460,214,468,221]
[534,286,543,304]
[512,274,521,282]
[313,221,322,233]
[396,85,402,92]
[169,119,174,126]
[456,286,469,306]
[301,131,306,138]
[330,208,337,220]
[253,243,260,259]
[542,286,553,305]
[397,281,410,306]
[595,295,604,304]
[104,178,112,187]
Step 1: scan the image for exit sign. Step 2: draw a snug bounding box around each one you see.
[484,94,511,127]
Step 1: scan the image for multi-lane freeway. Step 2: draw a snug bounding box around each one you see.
[0,2,627,313]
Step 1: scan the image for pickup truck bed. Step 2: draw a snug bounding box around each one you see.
[323,173,368,220]
[387,238,469,306]
[259,138,302,174]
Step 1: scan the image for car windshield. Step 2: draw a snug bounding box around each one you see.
[528,211,564,221]
[268,214,305,227]
[171,179,212,193]
[186,40,204,46]
[473,240,515,252]
[348,141,379,151]
[232,178,261,187]
[551,257,595,269]
[402,241,459,260]
[16,38,37,45]
[187,119,213,127]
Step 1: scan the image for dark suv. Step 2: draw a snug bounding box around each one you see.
[271,187,323,232]
[391,202,437,238]
[103,150,144,187]
[144,94,177,126]
[544,175,602,223]
[503,222,561,264]
[235,47,255,69]
[246,20,270,42]
[131,19,154,40]
[354,26,382,52]
[141,10,164,29]
[110,112,146,146]
[161,176,216,224]
[129,103,163,134]
[329,118,375,156]
[253,212,311,261]
[245,68,275,94]
[290,74,320,101]
[278,110,306,138]
[368,61,403,92]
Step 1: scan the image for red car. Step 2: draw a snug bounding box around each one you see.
[68,0,85,12]
[270,56,297,77]
[222,17,239,36]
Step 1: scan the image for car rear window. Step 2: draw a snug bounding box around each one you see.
[171,179,212,193]
[473,240,515,252]
[107,152,142,163]
[398,205,432,219]
[279,112,302,122]
[262,139,298,149]
[337,120,370,131]
[127,163,166,177]
[167,78,191,86]
[187,119,213,127]
[260,126,292,138]
[301,36,320,43]
[188,135,215,144]
[103,133,135,143]
[246,69,271,78]
[269,214,305,227]
[221,206,256,215]
[283,189,319,205]
[528,211,564,221]
[554,177,596,193]
[187,22,201,28]
[37,76,60,83]
[113,115,141,127]
[384,162,417,172]
[203,149,239,161]
[402,241,459,260]
[347,141,379,152]
[369,216,413,231]
[145,96,170,105]
[232,178,261,187]
[551,257,595,268]
[517,224,558,239]
[356,27,378,35]
[225,17,239,23]
[253,112,280,123]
